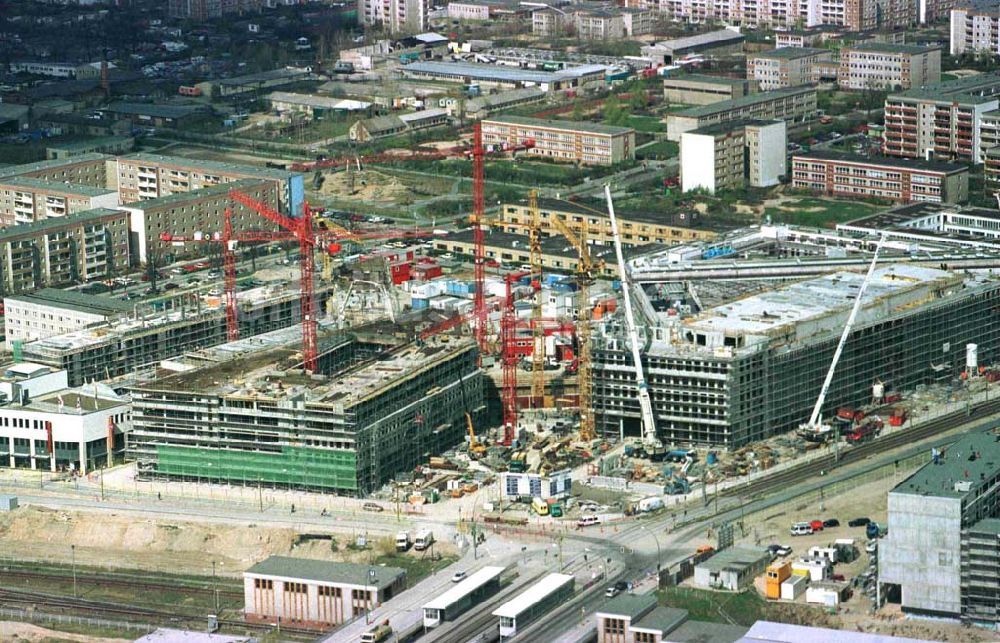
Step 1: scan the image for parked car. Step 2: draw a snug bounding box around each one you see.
[612,581,628,592]
[823,519,840,528]
[451,571,467,583]
[848,517,872,527]
[363,502,384,512]
[776,545,793,557]
[810,520,824,532]
[832,573,846,581]
[604,586,621,598]
[163,282,180,291]
[790,522,813,536]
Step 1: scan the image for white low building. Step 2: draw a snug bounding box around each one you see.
[0,363,130,474]
[500,469,572,500]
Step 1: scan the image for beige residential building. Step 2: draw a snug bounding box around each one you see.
[481,116,635,166]
[950,3,1000,55]
[667,85,817,141]
[0,178,118,227]
[358,0,430,34]
[657,0,915,31]
[747,48,832,91]
[573,9,625,40]
[0,154,112,190]
[532,8,568,37]
[663,74,756,105]
[838,43,941,91]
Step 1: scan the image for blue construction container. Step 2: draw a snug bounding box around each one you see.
[411,297,429,310]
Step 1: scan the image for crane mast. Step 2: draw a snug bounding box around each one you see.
[801,234,886,436]
[604,186,659,447]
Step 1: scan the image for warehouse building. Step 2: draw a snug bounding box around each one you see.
[640,30,745,64]
[0,208,130,295]
[46,137,135,160]
[0,177,118,227]
[482,115,635,165]
[266,92,371,119]
[115,153,304,217]
[680,120,786,193]
[4,289,134,350]
[23,285,333,387]
[881,429,1000,627]
[666,85,816,141]
[121,178,279,263]
[791,151,969,204]
[128,329,483,495]
[399,61,606,92]
[244,556,406,628]
[497,197,717,248]
[0,363,129,474]
[594,265,1000,446]
[462,87,546,120]
[663,74,756,106]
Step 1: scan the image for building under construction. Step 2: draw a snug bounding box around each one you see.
[593,264,1000,447]
[127,326,483,495]
[21,284,333,386]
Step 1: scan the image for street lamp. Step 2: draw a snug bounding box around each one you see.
[641,525,662,572]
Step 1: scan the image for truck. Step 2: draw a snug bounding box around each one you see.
[637,496,664,513]
[531,497,549,516]
[395,531,411,551]
[847,418,882,443]
[414,529,435,551]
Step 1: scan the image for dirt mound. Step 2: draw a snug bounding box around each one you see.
[318,169,413,203]
[0,621,130,642]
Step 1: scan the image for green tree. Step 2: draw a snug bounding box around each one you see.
[629,90,646,114]
[571,100,584,121]
[603,94,628,127]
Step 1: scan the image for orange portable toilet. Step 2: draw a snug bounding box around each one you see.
[766,562,791,600]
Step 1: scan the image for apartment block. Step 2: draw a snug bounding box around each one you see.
[532,8,568,36]
[115,153,303,216]
[0,208,130,295]
[120,179,279,264]
[481,116,635,166]
[950,2,1000,55]
[666,85,817,141]
[838,43,941,91]
[881,429,1000,626]
[358,0,430,34]
[981,145,1000,189]
[167,0,262,20]
[497,198,717,248]
[883,73,1000,162]
[747,48,833,91]
[791,151,968,203]
[681,120,787,193]
[656,0,914,31]
[0,154,112,190]
[663,74,756,106]
[573,9,625,40]
[0,178,118,227]
[4,289,134,351]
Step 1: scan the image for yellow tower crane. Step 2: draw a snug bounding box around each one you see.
[549,214,603,442]
[528,190,546,407]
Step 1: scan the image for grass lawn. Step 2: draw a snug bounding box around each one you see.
[627,115,667,133]
[764,197,880,227]
[637,140,679,161]
[374,551,459,585]
[659,587,767,626]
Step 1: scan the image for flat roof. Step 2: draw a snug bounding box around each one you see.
[751,47,829,59]
[485,114,633,136]
[246,556,405,591]
[47,136,134,152]
[215,67,311,87]
[105,102,209,120]
[632,606,687,633]
[119,153,297,180]
[891,429,1000,499]
[492,573,573,618]
[740,620,929,642]
[6,288,134,316]
[683,264,957,340]
[663,73,748,87]
[423,566,506,610]
[122,177,267,209]
[892,72,1000,104]
[696,546,770,572]
[672,620,748,642]
[402,60,606,85]
[27,383,126,414]
[674,85,815,119]
[267,91,371,110]
[846,42,939,54]
[0,153,110,180]
[793,150,967,174]
[652,29,745,51]
[969,517,1000,535]
[0,176,114,197]
[596,593,657,620]
[689,119,782,136]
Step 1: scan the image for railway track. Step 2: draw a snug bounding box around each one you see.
[720,397,1000,501]
[0,568,243,599]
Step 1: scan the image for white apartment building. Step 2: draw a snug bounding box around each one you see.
[747,48,832,91]
[658,0,913,31]
[837,43,941,91]
[950,3,1000,56]
[4,289,134,351]
[0,178,118,227]
[680,120,786,193]
[0,363,129,474]
[359,0,430,34]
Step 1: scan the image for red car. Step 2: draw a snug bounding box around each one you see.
[810,520,824,531]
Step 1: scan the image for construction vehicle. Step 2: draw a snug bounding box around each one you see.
[846,417,882,443]
[509,451,528,473]
[458,375,486,458]
[605,186,664,459]
[798,234,886,443]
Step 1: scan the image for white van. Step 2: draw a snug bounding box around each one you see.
[577,515,601,528]
[790,522,814,536]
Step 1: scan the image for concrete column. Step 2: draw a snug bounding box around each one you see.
[7,436,13,468]
[28,437,36,470]
[77,440,87,476]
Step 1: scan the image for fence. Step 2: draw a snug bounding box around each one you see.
[0,606,156,635]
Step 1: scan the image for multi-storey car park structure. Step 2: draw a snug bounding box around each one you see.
[593,264,1000,447]
[22,284,334,387]
[880,429,1000,628]
[127,327,483,495]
